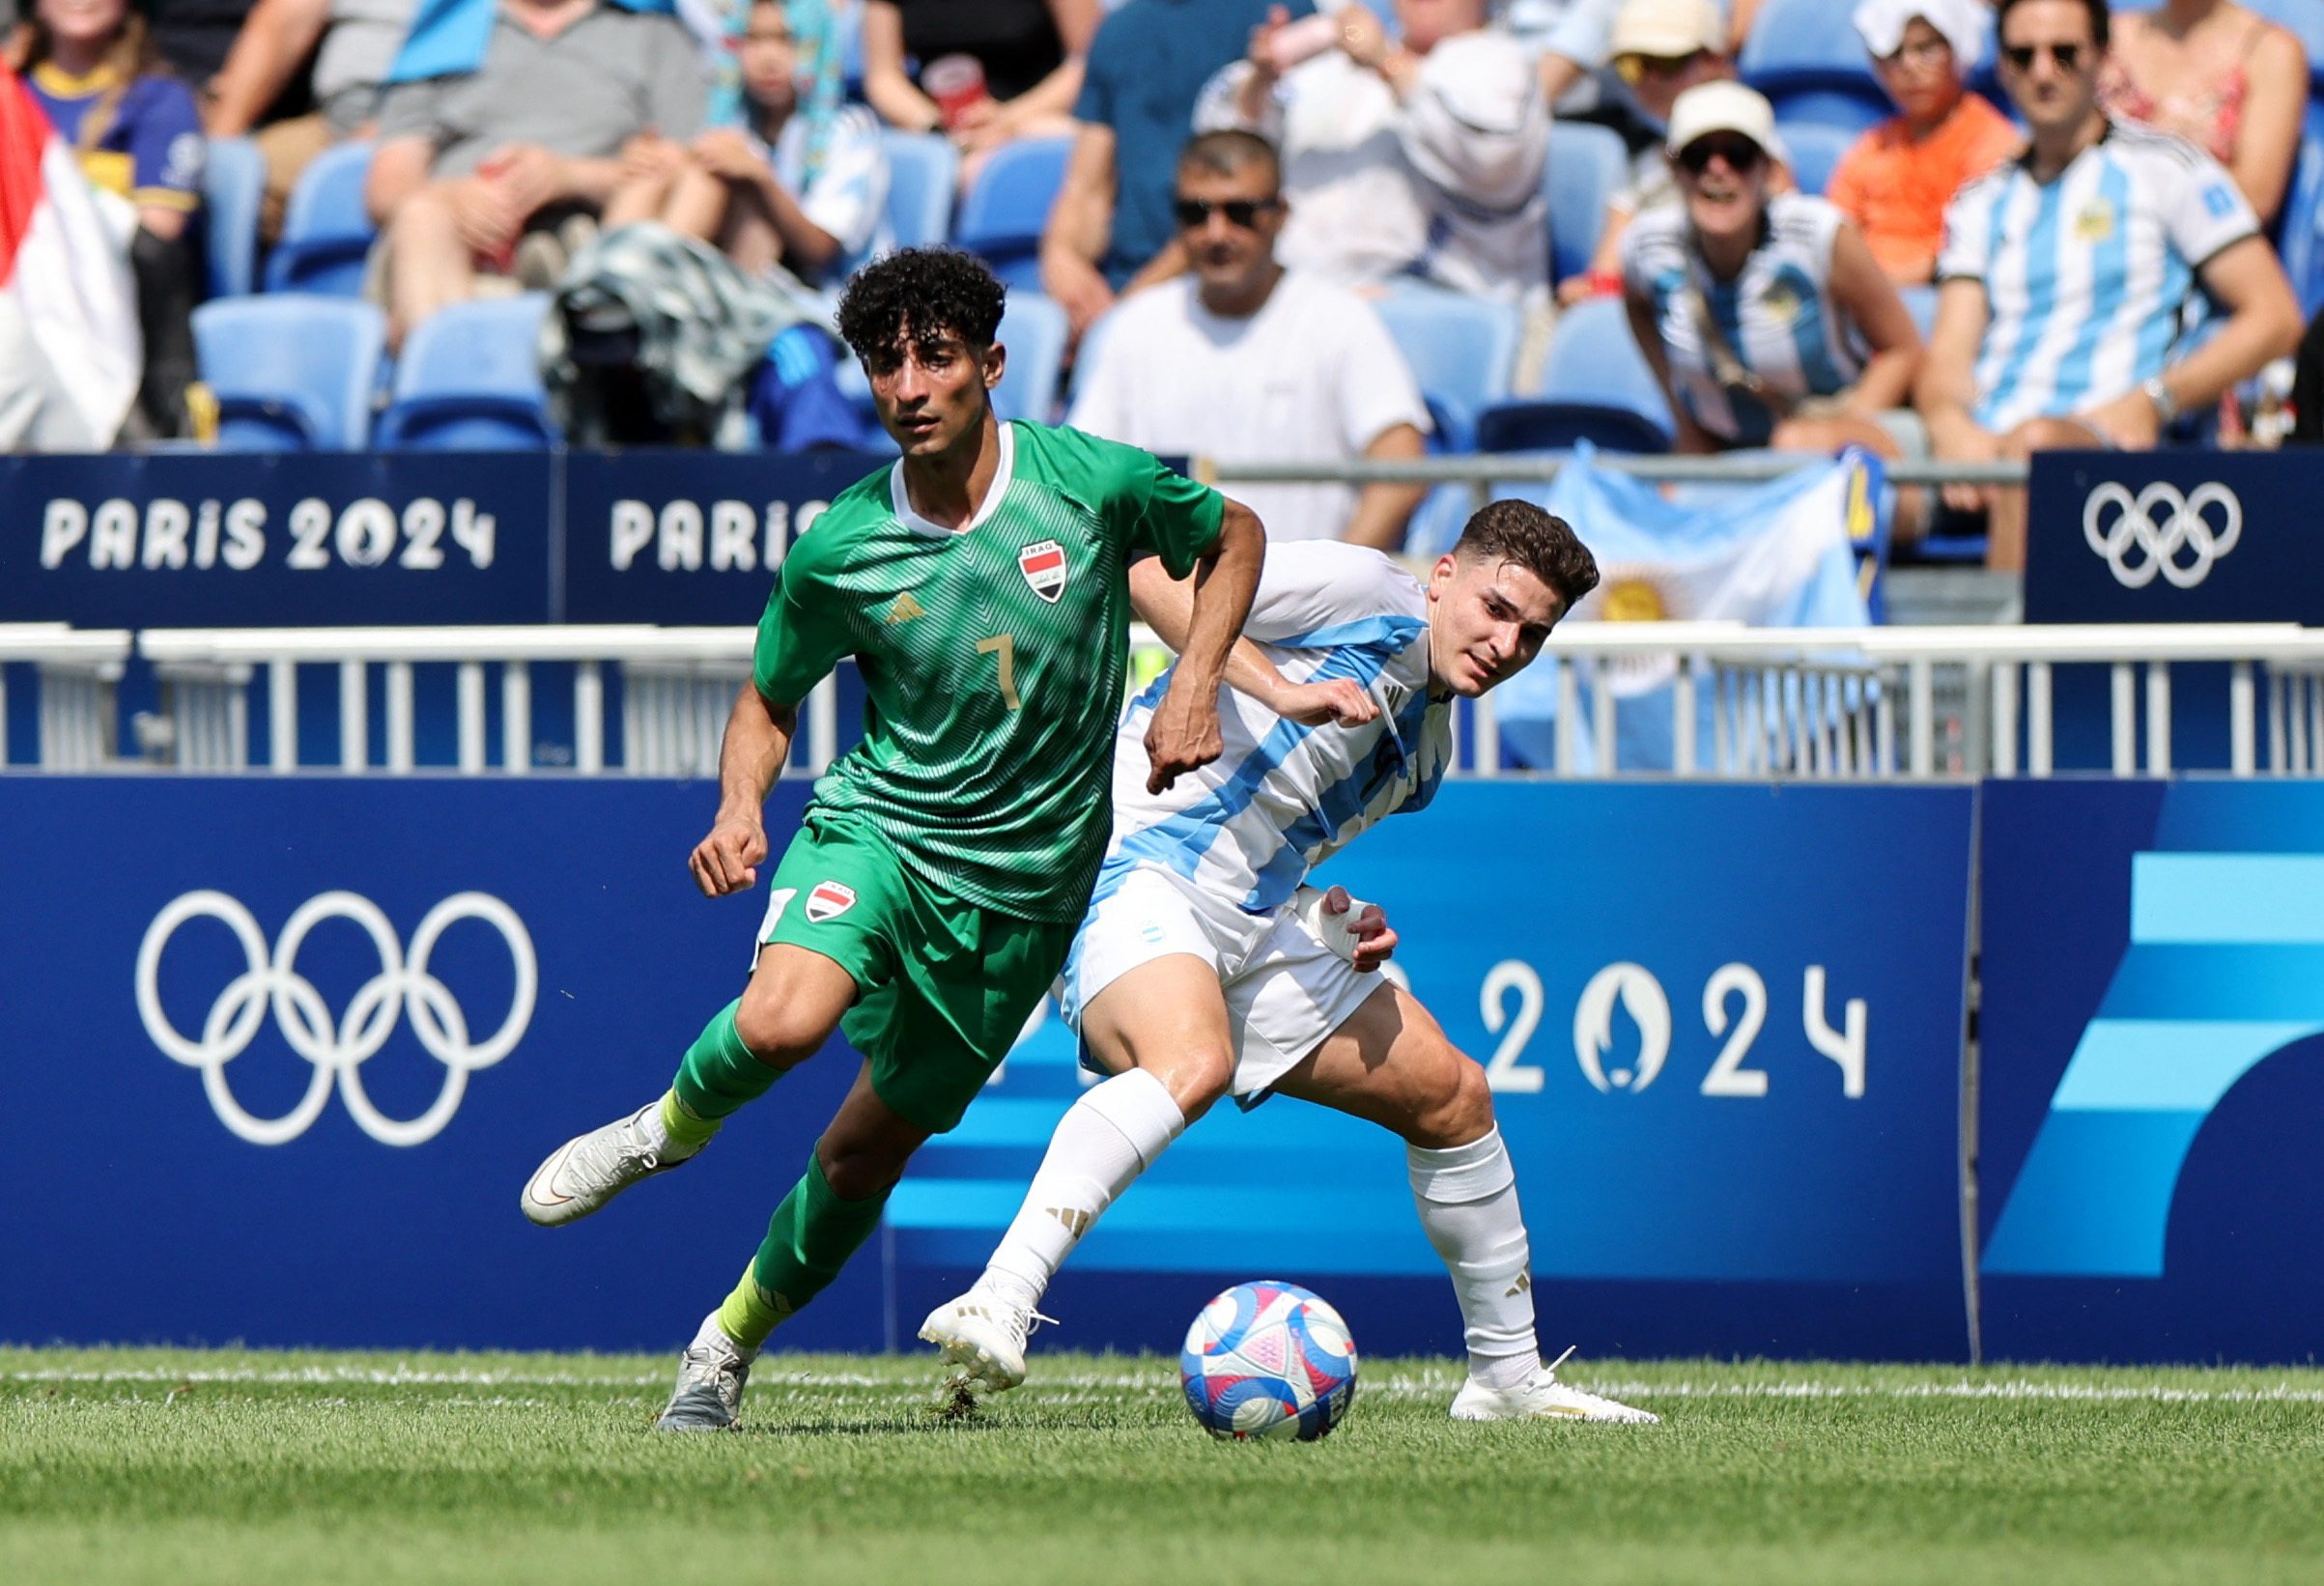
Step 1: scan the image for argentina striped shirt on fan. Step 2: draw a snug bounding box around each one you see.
[1101,540,1450,916]
[1938,120,2257,434]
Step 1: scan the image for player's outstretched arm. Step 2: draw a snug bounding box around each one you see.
[689,683,798,898]
[1144,500,1264,792]
[1128,557,1377,727]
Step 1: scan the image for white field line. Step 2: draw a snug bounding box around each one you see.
[9,1367,2324,1405]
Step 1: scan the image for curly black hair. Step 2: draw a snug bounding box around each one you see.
[836,247,1008,366]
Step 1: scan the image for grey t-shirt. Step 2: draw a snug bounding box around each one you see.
[314,0,419,103]
[378,4,706,178]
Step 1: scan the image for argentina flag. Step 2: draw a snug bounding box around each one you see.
[1493,443,1882,772]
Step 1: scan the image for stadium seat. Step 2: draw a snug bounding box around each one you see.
[1740,0,1897,129]
[375,294,556,449]
[1372,282,1521,450]
[1776,119,1860,197]
[1495,295,1676,451]
[192,295,387,449]
[954,136,1069,290]
[991,291,1068,424]
[266,141,377,296]
[879,130,959,249]
[1546,120,1630,284]
[201,135,265,298]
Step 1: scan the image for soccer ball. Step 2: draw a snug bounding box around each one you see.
[1179,1280,1358,1441]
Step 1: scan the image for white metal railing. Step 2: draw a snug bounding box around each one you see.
[0,623,133,770]
[0,620,2317,779]
[137,627,837,777]
[1473,621,2319,779]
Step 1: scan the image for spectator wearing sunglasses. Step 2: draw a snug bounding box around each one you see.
[1192,0,1547,302]
[1622,82,1925,464]
[1918,0,2302,570]
[2099,0,2306,227]
[1825,0,2023,286]
[1068,129,1432,548]
[1555,0,1732,302]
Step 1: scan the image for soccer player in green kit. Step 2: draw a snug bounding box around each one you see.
[519,249,1265,1430]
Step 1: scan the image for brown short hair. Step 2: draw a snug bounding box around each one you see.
[1453,500,1599,610]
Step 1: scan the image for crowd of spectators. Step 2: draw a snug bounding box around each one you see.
[3,0,2319,570]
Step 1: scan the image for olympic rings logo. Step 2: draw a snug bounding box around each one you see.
[2083,481,2242,590]
[135,891,537,1147]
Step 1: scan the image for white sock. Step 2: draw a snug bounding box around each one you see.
[1408,1128,1540,1391]
[980,1067,1186,1309]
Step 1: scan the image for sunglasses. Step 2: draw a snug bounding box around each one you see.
[1615,49,1709,85]
[1172,196,1282,230]
[1676,134,1766,175]
[1999,40,2086,72]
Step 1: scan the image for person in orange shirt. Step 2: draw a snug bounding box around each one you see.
[1826,0,2023,285]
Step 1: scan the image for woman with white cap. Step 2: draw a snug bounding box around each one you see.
[1622,79,1923,461]
[2098,0,2306,226]
[1825,0,2023,285]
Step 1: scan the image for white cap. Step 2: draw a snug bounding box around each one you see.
[1609,0,1726,60]
[1851,0,1987,71]
[1664,79,1780,156]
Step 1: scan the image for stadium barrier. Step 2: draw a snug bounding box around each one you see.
[10,621,2324,780]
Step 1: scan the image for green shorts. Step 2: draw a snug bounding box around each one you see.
[754,808,1076,1134]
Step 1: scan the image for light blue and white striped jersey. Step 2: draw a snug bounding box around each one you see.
[1101,541,1452,915]
[1938,121,2256,434]
[1622,192,1866,446]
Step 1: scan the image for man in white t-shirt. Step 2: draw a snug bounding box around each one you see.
[1067,129,1431,549]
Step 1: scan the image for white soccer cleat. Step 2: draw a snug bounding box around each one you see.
[1450,1359,1660,1425]
[918,1288,1053,1393]
[521,1102,699,1228]
[654,1313,754,1431]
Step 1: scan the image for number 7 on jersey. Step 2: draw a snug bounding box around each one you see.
[976,633,1021,710]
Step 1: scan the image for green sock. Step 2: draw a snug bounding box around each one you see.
[671,1000,783,1122]
[658,1090,718,1151]
[723,1149,889,1349]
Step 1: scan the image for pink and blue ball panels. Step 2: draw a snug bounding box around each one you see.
[1179,1280,1359,1441]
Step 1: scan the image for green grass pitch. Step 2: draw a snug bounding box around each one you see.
[8,1347,2324,1585]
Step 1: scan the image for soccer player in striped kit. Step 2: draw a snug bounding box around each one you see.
[921,505,1658,1425]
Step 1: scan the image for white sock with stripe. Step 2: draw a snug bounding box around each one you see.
[1408,1128,1541,1391]
[979,1067,1187,1308]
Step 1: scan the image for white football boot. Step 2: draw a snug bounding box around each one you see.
[522,1101,703,1227]
[1450,1350,1659,1425]
[918,1287,1055,1393]
[654,1313,755,1431]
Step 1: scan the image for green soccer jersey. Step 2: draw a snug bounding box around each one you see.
[752,420,1226,921]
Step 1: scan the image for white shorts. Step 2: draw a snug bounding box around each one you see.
[1059,864,1387,1099]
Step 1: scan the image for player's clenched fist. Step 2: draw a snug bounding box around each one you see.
[690,815,769,897]
[1143,690,1225,794]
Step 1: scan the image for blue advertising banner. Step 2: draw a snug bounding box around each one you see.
[0,776,879,1354]
[562,449,891,624]
[0,777,1974,1363]
[0,454,557,627]
[2025,450,2320,624]
[894,781,1977,1362]
[1980,778,2324,1363]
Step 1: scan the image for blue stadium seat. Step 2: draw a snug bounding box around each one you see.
[375,294,557,449]
[1740,0,1896,129]
[991,291,1068,424]
[1776,118,1860,196]
[201,135,265,298]
[1493,295,1675,451]
[954,136,1070,289]
[1372,282,1521,450]
[879,130,959,249]
[1546,120,1630,284]
[192,295,386,449]
[266,141,377,296]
